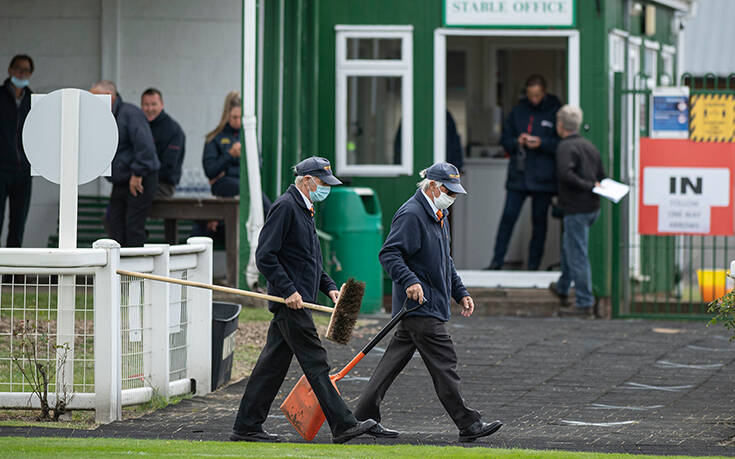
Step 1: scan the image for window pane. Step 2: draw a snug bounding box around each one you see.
[346,38,402,60]
[346,76,402,166]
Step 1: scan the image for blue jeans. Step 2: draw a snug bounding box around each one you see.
[556,210,599,307]
[491,190,552,270]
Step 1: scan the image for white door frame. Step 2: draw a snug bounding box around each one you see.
[433,28,580,164]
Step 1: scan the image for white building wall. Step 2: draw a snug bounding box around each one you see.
[0,0,241,248]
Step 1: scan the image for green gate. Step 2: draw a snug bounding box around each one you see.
[611,72,735,319]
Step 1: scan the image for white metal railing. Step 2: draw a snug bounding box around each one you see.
[0,237,213,423]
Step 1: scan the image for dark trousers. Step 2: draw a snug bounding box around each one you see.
[233,307,357,435]
[108,173,158,247]
[354,315,480,430]
[0,171,32,247]
[491,189,553,270]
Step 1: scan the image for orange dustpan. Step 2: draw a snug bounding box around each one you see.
[280,299,421,441]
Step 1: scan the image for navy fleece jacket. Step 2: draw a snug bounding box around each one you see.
[255,185,338,313]
[380,189,469,322]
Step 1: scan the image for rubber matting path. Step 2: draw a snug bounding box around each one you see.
[2,316,734,456]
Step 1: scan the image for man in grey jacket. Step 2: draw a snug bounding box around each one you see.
[549,105,606,316]
[91,80,159,247]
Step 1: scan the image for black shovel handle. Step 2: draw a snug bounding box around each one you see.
[360,298,423,355]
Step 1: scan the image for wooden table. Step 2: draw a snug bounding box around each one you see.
[149,196,239,287]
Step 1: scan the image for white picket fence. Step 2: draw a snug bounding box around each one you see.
[0,237,213,423]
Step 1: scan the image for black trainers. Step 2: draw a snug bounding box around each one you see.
[548,282,570,306]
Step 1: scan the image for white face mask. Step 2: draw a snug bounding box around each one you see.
[434,190,455,210]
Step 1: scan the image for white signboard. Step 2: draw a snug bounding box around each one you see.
[444,0,575,27]
[643,167,730,234]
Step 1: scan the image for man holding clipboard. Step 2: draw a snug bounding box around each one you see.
[548,105,607,317]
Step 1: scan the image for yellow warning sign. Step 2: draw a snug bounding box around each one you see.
[689,93,735,142]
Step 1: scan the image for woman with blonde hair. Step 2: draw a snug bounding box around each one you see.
[202,91,243,197]
[198,92,270,239]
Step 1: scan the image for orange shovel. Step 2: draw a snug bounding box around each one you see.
[280,299,422,441]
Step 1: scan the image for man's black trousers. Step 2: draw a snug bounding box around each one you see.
[0,170,31,247]
[108,173,158,247]
[353,315,480,430]
[233,307,357,435]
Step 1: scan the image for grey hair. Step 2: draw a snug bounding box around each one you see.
[91,79,116,94]
[417,169,442,191]
[557,104,583,132]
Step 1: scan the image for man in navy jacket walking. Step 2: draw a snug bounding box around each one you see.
[354,162,502,442]
[231,157,376,444]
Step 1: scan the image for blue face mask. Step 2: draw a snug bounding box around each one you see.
[10,76,29,88]
[309,178,330,202]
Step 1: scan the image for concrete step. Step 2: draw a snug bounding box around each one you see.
[461,287,573,317]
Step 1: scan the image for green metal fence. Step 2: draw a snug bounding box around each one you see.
[611,72,735,319]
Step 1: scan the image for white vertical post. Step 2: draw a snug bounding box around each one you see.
[433,30,446,164]
[186,237,213,395]
[93,239,122,423]
[243,0,264,289]
[145,244,170,399]
[57,88,81,400]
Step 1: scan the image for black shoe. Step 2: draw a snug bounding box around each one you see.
[459,419,503,442]
[367,422,399,438]
[229,429,280,442]
[548,282,570,306]
[484,263,502,270]
[332,419,377,444]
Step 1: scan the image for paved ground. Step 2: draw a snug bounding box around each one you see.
[2,315,735,456]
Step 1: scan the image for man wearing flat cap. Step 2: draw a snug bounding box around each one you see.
[354,162,503,442]
[231,156,376,444]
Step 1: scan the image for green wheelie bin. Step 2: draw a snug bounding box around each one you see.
[321,187,383,313]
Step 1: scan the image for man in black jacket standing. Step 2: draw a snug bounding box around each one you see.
[549,105,605,316]
[91,80,159,247]
[141,88,185,197]
[0,55,34,247]
[231,157,376,444]
[487,74,561,270]
[354,162,502,442]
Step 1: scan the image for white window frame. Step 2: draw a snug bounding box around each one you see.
[661,44,676,86]
[433,28,579,164]
[644,39,660,89]
[335,25,414,176]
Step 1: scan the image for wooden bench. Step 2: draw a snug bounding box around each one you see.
[46,195,198,248]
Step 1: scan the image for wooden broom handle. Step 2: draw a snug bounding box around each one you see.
[116,269,335,313]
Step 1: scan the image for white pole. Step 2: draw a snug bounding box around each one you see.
[93,239,122,423]
[145,243,170,399]
[57,88,81,402]
[243,0,264,289]
[186,237,213,395]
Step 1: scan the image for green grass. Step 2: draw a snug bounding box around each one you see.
[238,305,330,327]
[239,305,273,322]
[0,437,721,458]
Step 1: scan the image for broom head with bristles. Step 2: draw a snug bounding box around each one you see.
[325,278,364,345]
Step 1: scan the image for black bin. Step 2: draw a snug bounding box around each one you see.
[211,301,242,391]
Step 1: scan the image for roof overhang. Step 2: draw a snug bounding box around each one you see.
[650,0,696,12]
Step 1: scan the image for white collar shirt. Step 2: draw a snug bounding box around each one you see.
[297,186,313,211]
[422,190,441,220]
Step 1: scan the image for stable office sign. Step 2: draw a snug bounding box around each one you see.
[444,0,575,27]
[639,138,735,236]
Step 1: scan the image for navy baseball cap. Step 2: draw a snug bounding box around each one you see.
[425,162,466,194]
[294,156,343,186]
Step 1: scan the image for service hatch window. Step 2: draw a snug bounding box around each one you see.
[336,26,413,176]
